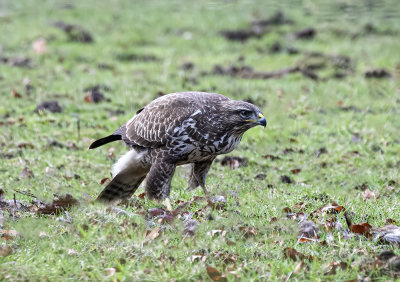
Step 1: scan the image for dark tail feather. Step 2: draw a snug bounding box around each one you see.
[97,174,146,202]
[89,134,121,149]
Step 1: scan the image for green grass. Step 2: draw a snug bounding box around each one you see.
[1,0,400,280]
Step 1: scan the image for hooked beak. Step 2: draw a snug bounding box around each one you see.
[257,113,267,127]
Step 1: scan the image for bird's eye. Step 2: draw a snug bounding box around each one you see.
[239,110,252,118]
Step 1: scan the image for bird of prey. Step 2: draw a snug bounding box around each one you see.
[89,92,266,209]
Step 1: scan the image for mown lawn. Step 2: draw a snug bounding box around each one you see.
[1,0,400,280]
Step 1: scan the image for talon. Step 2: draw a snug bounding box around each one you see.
[186,185,196,191]
[201,186,209,196]
[163,198,173,212]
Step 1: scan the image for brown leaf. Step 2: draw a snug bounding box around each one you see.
[0,245,12,257]
[263,154,281,161]
[206,265,227,282]
[137,192,146,199]
[269,217,277,223]
[283,247,313,262]
[298,237,317,243]
[37,194,78,215]
[385,218,397,225]
[312,202,345,218]
[345,213,372,238]
[20,167,34,179]
[17,142,34,149]
[208,195,227,210]
[351,223,372,236]
[239,226,258,237]
[12,88,22,98]
[290,168,302,174]
[219,156,248,170]
[283,207,292,213]
[283,247,303,261]
[100,177,111,185]
[1,230,19,241]
[158,214,174,224]
[84,91,105,103]
[324,261,347,275]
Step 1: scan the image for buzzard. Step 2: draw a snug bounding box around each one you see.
[89,92,266,209]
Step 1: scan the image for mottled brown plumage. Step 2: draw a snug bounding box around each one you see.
[90,92,266,204]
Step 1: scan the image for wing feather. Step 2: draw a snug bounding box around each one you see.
[125,92,229,148]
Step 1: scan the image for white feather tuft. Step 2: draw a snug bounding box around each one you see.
[112,149,146,177]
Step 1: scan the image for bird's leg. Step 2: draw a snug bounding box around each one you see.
[163,198,173,212]
[201,185,209,196]
[145,154,177,204]
[187,159,215,196]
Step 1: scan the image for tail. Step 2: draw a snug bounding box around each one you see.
[89,125,127,150]
[97,149,150,202]
[89,135,121,149]
[97,174,146,202]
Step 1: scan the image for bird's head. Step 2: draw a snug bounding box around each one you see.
[222,99,267,133]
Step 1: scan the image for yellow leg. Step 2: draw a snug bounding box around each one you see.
[163,198,173,212]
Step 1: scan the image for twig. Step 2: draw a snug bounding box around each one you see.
[77,118,81,140]
[13,189,38,199]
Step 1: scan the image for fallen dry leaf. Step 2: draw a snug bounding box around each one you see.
[208,195,227,210]
[294,261,305,274]
[290,168,302,175]
[187,254,207,263]
[1,230,19,241]
[0,245,12,257]
[32,38,47,54]
[298,220,319,241]
[239,226,258,238]
[213,251,238,264]
[206,265,227,282]
[37,194,78,215]
[324,261,348,275]
[148,208,166,218]
[362,189,377,200]
[34,101,63,113]
[207,229,227,237]
[12,88,22,98]
[373,225,400,244]
[20,167,34,179]
[283,247,313,262]
[219,156,248,170]
[52,21,94,43]
[144,227,161,243]
[344,212,372,238]
[100,177,111,185]
[104,267,116,276]
[84,90,105,103]
[386,218,397,225]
